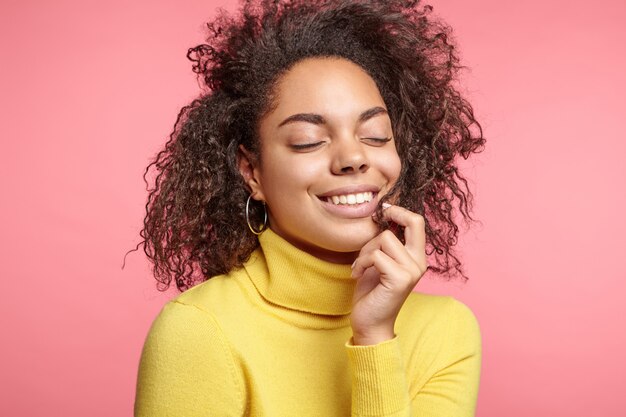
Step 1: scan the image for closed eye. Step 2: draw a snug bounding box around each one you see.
[289,141,325,151]
[362,137,392,145]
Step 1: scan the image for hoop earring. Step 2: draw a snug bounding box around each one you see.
[246,194,267,235]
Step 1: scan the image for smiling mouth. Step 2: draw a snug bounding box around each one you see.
[320,191,376,206]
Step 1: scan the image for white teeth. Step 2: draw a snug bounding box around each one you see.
[326,192,374,206]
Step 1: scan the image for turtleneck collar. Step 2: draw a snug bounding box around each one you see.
[242,228,356,316]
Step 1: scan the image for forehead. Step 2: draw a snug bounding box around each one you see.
[265,57,387,125]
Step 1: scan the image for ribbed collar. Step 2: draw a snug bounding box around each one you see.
[243,228,356,316]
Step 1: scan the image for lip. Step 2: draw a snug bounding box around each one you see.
[316,185,381,219]
[316,184,380,198]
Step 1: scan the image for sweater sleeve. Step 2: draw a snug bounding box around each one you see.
[344,298,482,417]
[345,335,411,417]
[134,300,246,417]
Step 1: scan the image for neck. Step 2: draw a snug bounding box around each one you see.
[243,228,357,316]
[266,226,360,264]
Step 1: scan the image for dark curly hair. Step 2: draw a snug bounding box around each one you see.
[130,0,485,292]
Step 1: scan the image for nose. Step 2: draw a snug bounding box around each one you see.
[330,136,369,175]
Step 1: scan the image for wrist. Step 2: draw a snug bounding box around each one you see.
[351,329,395,346]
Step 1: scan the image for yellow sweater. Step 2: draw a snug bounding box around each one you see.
[134,228,481,416]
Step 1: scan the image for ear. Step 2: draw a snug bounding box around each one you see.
[237,144,265,201]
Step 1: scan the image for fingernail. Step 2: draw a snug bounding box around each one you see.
[382,203,391,209]
[351,260,357,269]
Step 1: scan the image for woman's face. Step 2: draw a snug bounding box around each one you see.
[240,57,401,263]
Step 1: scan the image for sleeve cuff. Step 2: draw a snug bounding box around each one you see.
[345,335,410,416]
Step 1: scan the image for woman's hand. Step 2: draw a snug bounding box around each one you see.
[349,204,429,346]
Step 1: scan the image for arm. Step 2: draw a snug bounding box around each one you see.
[345,335,411,417]
[410,299,482,416]
[344,298,482,417]
[134,301,246,417]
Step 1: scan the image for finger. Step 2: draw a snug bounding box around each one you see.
[351,249,415,290]
[379,204,427,264]
[353,230,417,278]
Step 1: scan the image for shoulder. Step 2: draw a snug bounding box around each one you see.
[139,299,236,369]
[396,292,481,361]
[400,291,480,333]
[170,266,248,316]
[140,267,252,375]
[135,298,247,416]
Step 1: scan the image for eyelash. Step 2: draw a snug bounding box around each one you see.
[290,142,324,150]
[290,137,392,150]
[365,137,392,144]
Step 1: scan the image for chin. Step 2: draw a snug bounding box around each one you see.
[280,220,381,260]
[322,228,380,253]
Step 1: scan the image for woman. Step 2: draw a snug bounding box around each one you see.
[134,0,486,416]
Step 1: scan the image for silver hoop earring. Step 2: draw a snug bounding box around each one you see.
[246,194,267,235]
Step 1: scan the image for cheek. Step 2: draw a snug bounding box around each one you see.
[289,160,326,185]
[380,149,402,182]
[261,155,326,196]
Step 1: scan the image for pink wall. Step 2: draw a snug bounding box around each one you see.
[1,0,624,415]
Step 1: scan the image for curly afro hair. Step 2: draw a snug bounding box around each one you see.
[134,0,485,292]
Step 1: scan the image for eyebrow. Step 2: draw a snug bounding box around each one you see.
[277,106,389,128]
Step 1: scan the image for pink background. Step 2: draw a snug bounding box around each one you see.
[1,0,625,415]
